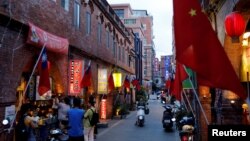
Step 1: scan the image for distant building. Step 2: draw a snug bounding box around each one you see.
[160,55,174,88]
[111,4,155,94]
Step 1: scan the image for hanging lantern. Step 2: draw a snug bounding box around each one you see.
[113,72,122,88]
[224,12,246,43]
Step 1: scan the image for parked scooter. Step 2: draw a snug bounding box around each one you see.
[162,105,175,130]
[177,116,195,141]
[49,128,69,141]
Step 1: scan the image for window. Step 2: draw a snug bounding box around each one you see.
[86,12,91,35]
[124,19,136,25]
[122,48,125,62]
[61,0,69,11]
[106,31,110,48]
[113,41,116,57]
[114,9,124,18]
[118,46,121,61]
[97,23,102,43]
[73,1,80,29]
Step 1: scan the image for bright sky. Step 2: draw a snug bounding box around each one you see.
[107,0,173,59]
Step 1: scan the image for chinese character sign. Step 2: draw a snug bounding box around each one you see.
[69,60,83,95]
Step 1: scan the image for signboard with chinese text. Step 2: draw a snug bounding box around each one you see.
[100,99,107,119]
[69,60,83,96]
[98,68,108,94]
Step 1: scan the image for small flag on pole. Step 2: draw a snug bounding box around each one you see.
[123,75,130,89]
[108,71,115,91]
[170,62,188,101]
[81,61,92,88]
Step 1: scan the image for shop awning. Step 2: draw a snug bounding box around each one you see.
[26,22,69,55]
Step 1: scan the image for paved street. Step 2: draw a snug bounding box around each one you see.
[96,95,181,141]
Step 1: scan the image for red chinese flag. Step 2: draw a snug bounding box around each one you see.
[81,62,92,88]
[108,72,115,91]
[171,62,188,101]
[173,0,246,100]
[123,75,130,89]
[165,79,171,89]
[38,48,51,96]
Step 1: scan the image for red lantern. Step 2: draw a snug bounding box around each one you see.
[224,12,246,43]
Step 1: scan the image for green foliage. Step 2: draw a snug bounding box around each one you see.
[136,87,147,101]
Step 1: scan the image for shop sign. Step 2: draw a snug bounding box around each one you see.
[5,105,15,122]
[100,99,107,119]
[27,22,69,55]
[98,68,108,94]
[69,60,83,95]
[28,76,36,100]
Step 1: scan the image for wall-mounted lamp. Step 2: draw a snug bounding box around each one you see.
[113,72,122,88]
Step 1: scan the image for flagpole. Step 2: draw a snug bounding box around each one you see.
[183,65,209,125]
[8,43,46,132]
[183,90,196,118]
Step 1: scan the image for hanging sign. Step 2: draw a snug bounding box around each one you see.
[69,60,83,95]
[27,22,69,54]
[100,99,107,119]
[98,68,108,94]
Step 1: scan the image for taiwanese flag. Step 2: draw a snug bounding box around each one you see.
[123,75,130,89]
[173,0,246,99]
[81,61,92,88]
[108,72,115,91]
[131,78,139,87]
[170,62,188,101]
[38,48,51,96]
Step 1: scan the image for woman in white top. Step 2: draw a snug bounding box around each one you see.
[55,96,71,130]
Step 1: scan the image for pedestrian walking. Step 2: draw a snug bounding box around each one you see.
[67,97,85,141]
[84,97,96,141]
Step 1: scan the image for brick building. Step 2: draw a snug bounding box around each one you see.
[110,4,155,95]
[0,0,136,140]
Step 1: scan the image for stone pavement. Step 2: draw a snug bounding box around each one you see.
[96,94,158,137]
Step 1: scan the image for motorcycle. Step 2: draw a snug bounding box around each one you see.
[135,105,145,127]
[177,116,195,141]
[162,105,175,130]
[49,128,69,141]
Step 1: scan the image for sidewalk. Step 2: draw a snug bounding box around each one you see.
[96,110,137,137]
[96,95,157,137]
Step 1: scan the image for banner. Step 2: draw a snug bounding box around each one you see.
[69,60,83,95]
[98,68,108,94]
[27,22,69,54]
